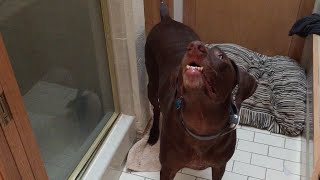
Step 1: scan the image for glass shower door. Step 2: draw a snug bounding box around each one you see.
[0,0,116,179]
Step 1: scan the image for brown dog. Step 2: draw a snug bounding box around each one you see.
[145,2,257,180]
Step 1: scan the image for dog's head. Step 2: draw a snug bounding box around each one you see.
[178,41,257,110]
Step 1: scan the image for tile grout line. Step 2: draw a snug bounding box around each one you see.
[284,147,303,152]
[249,151,253,164]
[238,139,301,152]
[240,127,271,134]
[283,138,304,152]
[231,160,235,172]
[129,173,156,180]
[179,173,199,180]
[242,126,304,142]
[235,159,285,172]
[180,169,248,180]
[284,137,287,148]
[264,167,268,180]
[266,168,302,176]
[251,133,286,148]
[122,172,150,179]
[231,166,266,180]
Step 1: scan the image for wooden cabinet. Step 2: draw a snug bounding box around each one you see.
[0,34,47,179]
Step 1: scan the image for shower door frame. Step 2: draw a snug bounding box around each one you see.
[0,33,48,179]
[68,0,120,178]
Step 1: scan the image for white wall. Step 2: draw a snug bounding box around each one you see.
[314,0,320,13]
[132,0,151,136]
[174,0,183,23]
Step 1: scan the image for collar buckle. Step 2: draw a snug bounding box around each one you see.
[175,97,183,110]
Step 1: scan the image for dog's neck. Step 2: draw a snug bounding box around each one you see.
[179,93,231,136]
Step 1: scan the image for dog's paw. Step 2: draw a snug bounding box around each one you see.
[147,135,159,145]
[147,127,159,145]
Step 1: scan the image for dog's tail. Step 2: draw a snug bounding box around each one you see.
[160,0,170,21]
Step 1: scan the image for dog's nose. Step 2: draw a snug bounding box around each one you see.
[187,41,207,56]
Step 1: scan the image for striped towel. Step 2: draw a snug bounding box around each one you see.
[206,44,307,136]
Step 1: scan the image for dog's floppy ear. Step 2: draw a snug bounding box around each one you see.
[231,60,257,111]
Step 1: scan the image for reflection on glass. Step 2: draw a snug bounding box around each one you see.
[0,0,114,179]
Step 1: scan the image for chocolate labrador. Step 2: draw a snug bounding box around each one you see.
[145,2,257,180]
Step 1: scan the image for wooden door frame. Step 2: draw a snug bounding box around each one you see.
[301,34,320,180]
[0,34,48,179]
[311,34,320,180]
[144,0,173,34]
[313,158,320,180]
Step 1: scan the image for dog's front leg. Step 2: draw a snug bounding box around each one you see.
[160,166,180,180]
[211,165,226,180]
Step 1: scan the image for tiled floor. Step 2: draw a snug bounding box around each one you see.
[119,125,309,180]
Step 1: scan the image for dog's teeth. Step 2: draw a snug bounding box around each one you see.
[187,65,203,71]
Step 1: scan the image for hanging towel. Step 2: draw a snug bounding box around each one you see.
[289,13,320,37]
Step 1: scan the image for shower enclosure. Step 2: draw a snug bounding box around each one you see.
[0,0,117,179]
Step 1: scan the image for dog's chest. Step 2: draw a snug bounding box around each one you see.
[185,153,212,170]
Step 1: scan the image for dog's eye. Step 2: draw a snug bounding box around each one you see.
[218,54,223,60]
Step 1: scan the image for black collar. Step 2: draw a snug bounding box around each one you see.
[175,97,239,141]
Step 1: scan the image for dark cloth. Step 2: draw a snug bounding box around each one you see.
[289,13,320,37]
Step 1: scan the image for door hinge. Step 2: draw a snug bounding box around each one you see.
[0,93,11,126]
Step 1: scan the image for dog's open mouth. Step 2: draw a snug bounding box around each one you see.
[185,62,203,75]
[183,61,216,98]
[183,61,204,88]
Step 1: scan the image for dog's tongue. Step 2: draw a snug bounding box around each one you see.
[185,68,202,85]
[183,68,204,89]
[185,68,201,76]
